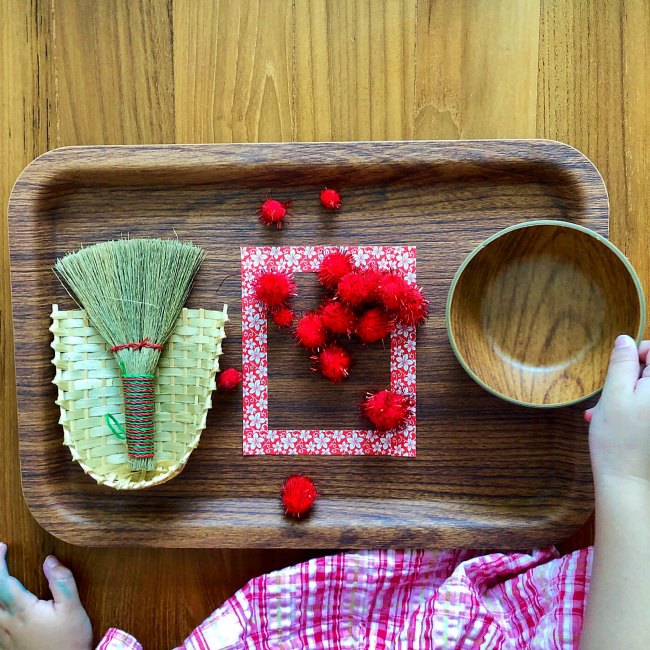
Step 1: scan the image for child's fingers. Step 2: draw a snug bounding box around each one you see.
[584,407,595,423]
[0,543,38,614]
[43,556,82,608]
[601,335,640,400]
[0,543,7,577]
[635,377,650,394]
[638,340,650,362]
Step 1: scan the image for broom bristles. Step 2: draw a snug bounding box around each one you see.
[54,238,204,471]
[54,238,204,375]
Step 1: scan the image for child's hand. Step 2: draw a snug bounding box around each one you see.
[0,542,92,650]
[585,335,650,487]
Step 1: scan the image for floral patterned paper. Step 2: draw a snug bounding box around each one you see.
[241,246,417,456]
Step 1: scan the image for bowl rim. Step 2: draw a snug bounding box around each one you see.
[446,219,647,408]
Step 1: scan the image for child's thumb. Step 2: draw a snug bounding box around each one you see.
[602,334,639,398]
[43,556,82,607]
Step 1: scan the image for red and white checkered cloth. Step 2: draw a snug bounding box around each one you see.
[97,546,592,649]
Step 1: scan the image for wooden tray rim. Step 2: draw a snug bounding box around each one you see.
[8,139,607,547]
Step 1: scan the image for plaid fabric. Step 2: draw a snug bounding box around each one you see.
[97,547,592,650]
[97,627,143,650]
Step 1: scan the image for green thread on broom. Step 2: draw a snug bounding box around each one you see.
[105,414,126,439]
[54,238,205,472]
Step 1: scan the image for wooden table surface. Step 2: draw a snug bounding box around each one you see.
[1,1,648,647]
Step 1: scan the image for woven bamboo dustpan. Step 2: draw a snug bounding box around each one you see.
[50,304,228,490]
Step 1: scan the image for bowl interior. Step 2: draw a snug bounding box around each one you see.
[448,223,644,406]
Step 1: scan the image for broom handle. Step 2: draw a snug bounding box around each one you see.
[121,374,156,463]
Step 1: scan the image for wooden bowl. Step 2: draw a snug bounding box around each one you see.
[447,221,645,407]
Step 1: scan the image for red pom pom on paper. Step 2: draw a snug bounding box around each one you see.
[338,271,376,306]
[272,306,295,328]
[361,268,382,299]
[282,474,318,517]
[254,271,296,309]
[217,368,242,391]
[313,343,351,383]
[356,308,394,344]
[377,273,411,312]
[319,300,356,336]
[318,251,354,290]
[395,285,429,326]
[295,312,327,349]
[362,390,412,431]
[257,196,292,229]
[320,188,342,210]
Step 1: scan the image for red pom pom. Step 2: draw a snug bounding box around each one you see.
[337,271,377,306]
[319,300,356,336]
[272,307,294,328]
[377,273,411,312]
[282,474,318,517]
[362,390,412,431]
[313,343,351,383]
[361,268,382,299]
[356,308,394,344]
[395,285,429,326]
[257,196,292,229]
[217,368,242,391]
[318,251,353,290]
[320,188,342,210]
[294,312,327,349]
[254,272,296,309]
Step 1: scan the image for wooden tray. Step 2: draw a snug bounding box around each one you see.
[8,140,606,548]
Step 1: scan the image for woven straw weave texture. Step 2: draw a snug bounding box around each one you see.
[50,304,228,490]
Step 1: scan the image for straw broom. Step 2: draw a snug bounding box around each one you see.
[54,238,204,471]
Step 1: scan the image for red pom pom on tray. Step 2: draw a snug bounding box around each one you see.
[395,285,429,326]
[272,306,295,328]
[337,271,377,306]
[320,188,342,210]
[356,307,394,344]
[318,251,354,290]
[362,390,412,431]
[319,300,356,336]
[257,196,292,229]
[361,268,383,298]
[254,271,296,309]
[282,474,318,518]
[217,368,242,391]
[377,272,411,312]
[294,312,327,349]
[376,271,429,327]
[313,343,351,383]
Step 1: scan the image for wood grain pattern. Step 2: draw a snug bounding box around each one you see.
[414,0,541,140]
[10,139,604,548]
[52,0,176,145]
[448,222,644,406]
[173,0,294,142]
[1,1,648,646]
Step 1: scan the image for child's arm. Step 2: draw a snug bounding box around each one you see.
[580,335,650,649]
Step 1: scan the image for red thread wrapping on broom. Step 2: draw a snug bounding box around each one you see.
[122,375,156,459]
[110,337,164,353]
